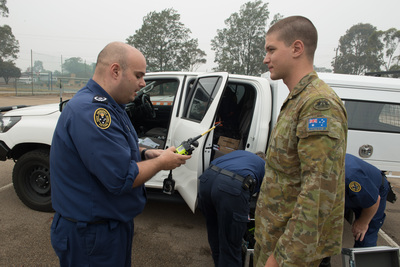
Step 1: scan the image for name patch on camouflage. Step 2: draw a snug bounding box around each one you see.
[94,108,111,129]
[349,181,362,192]
[308,117,328,131]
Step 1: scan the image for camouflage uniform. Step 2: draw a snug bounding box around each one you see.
[254,72,348,267]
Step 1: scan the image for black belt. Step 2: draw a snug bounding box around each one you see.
[210,165,256,192]
[63,216,109,225]
[210,164,245,182]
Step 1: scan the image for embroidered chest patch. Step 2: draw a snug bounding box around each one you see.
[308,117,328,131]
[94,108,111,129]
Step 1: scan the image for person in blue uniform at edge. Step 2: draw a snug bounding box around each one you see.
[49,41,191,267]
[345,153,390,247]
[197,150,266,267]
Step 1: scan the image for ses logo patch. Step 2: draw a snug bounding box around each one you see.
[94,108,111,129]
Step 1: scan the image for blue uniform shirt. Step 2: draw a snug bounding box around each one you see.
[345,153,382,209]
[50,79,146,223]
[211,150,265,192]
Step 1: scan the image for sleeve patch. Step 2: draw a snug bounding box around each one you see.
[94,108,111,129]
[308,117,328,131]
[349,181,362,192]
[313,98,331,110]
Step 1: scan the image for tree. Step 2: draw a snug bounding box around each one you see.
[379,28,400,71]
[62,57,94,78]
[0,0,19,62]
[33,60,44,73]
[0,0,9,17]
[176,39,206,71]
[269,13,283,27]
[127,8,206,72]
[0,60,21,84]
[211,0,269,75]
[333,23,383,75]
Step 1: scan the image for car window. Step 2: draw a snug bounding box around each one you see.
[185,76,222,121]
[344,100,400,133]
[143,78,179,105]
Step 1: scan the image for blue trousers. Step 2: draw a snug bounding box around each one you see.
[353,179,389,247]
[198,168,251,267]
[51,212,134,267]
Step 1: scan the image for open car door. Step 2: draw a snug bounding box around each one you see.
[167,72,229,212]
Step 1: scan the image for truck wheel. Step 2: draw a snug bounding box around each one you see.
[12,149,53,212]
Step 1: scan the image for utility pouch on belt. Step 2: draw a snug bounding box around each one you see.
[387,181,397,203]
[242,175,255,192]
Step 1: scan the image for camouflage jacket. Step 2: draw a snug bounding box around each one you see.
[254,71,348,266]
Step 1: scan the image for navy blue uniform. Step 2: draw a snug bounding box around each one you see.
[198,150,265,267]
[345,153,389,247]
[50,79,146,266]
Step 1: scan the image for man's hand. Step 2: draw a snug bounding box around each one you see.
[143,148,162,160]
[158,146,191,170]
[265,254,279,267]
[352,219,369,241]
[352,195,380,241]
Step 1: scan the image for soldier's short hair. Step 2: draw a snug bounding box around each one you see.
[267,16,318,61]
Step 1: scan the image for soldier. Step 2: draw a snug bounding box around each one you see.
[254,16,348,267]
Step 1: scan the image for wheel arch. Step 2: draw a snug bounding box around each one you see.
[10,143,51,161]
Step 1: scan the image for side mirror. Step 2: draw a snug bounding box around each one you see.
[59,99,70,112]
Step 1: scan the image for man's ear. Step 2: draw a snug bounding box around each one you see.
[292,40,304,58]
[110,63,121,79]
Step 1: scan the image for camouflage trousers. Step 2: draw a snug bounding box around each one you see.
[253,242,322,267]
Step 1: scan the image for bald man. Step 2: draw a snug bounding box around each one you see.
[50,42,190,267]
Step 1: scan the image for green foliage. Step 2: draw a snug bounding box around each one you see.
[0,24,19,62]
[62,57,94,78]
[333,23,385,75]
[0,0,19,63]
[379,28,400,71]
[269,13,283,27]
[211,0,269,75]
[0,60,21,84]
[126,8,206,72]
[33,60,44,73]
[0,0,8,17]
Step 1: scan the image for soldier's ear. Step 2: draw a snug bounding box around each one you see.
[292,40,304,58]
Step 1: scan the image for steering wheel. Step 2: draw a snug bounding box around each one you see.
[141,94,156,119]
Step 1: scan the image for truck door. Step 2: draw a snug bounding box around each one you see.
[168,73,229,212]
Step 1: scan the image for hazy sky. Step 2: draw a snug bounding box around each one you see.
[4,0,400,73]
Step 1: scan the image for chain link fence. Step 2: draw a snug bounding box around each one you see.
[0,76,90,96]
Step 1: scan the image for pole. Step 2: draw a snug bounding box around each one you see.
[31,50,34,95]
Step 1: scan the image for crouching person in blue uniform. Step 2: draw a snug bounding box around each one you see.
[50,42,191,267]
[345,153,391,247]
[197,150,265,267]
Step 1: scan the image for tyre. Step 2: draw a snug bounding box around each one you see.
[12,149,53,212]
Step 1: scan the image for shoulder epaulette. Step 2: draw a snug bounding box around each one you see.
[92,95,108,104]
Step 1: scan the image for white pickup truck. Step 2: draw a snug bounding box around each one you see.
[1,71,400,212]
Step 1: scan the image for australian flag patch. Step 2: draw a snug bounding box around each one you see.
[308,117,328,131]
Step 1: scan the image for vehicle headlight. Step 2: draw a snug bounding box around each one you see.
[0,116,21,133]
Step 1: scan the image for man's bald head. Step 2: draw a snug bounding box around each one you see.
[92,42,146,104]
[96,42,143,71]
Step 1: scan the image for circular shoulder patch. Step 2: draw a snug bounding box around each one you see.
[94,108,111,129]
[313,98,331,110]
[349,181,362,192]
